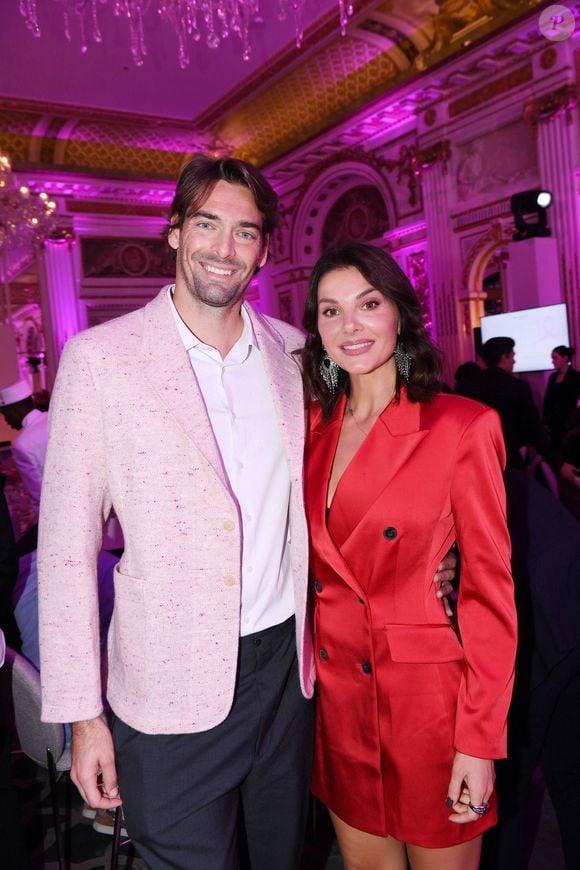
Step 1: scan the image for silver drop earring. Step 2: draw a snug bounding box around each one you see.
[394,339,412,382]
[320,350,340,393]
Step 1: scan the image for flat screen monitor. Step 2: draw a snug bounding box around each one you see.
[480,303,570,372]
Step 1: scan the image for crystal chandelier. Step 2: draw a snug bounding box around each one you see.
[0,151,58,323]
[18,1,354,69]
[0,153,57,253]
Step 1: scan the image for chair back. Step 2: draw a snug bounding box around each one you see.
[2,646,69,770]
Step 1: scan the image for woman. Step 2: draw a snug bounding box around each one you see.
[542,345,580,453]
[301,244,517,869]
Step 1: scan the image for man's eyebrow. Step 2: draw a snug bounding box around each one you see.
[191,210,262,232]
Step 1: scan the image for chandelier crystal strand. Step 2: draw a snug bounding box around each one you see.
[17,1,351,66]
[338,0,354,36]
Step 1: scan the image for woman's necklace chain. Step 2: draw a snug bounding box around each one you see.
[347,390,395,438]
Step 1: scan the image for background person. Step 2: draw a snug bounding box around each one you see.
[300,243,517,870]
[542,345,580,455]
[478,336,547,468]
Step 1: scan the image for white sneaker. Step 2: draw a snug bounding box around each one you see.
[93,807,128,838]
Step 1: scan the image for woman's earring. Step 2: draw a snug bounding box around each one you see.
[320,351,340,393]
[394,339,412,382]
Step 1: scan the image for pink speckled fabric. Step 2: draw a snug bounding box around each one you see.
[38,288,314,735]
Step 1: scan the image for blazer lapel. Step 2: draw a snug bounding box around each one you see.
[338,389,428,553]
[248,307,305,487]
[141,288,227,488]
[307,396,366,599]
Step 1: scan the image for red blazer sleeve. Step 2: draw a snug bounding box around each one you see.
[451,407,517,759]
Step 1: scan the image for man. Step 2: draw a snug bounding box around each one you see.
[39,156,454,869]
[479,336,546,468]
[1,380,49,666]
[38,156,314,870]
[0,380,48,514]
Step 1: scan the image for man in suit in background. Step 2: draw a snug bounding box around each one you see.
[38,156,315,870]
[479,336,546,468]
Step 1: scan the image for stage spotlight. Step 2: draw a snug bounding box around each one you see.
[511,189,552,241]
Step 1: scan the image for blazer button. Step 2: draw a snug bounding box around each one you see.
[314,581,323,593]
[383,526,397,540]
[361,660,372,674]
[319,648,328,661]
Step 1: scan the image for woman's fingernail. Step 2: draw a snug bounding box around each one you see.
[445,797,454,808]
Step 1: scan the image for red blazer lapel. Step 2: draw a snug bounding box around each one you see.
[306,397,366,600]
[331,390,429,557]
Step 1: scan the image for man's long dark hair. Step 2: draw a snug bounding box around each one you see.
[300,243,442,420]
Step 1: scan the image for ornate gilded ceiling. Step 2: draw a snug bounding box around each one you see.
[1,0,544,178]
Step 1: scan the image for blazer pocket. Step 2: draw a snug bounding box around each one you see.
[385,623,464,663]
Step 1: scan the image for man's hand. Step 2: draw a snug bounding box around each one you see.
[433,550,458,618]
[71,716,122,809]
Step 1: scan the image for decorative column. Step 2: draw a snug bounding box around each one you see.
[416,140,463,380]
[525,84,579,351]
[38,234,80,388]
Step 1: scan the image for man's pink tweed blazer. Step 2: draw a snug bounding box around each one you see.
[38,288,315,734]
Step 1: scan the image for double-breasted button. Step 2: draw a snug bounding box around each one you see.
[383,526,398,540]
[319,648,328,661]
[314,581,323,593]
[361,660,372,674]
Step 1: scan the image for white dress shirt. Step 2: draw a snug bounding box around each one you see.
[168,288,294,635]
[12,409,49,516]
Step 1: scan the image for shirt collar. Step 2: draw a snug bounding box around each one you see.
[167,285,257,361]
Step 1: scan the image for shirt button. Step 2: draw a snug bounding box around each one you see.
[361,660,372,674]
[223,520,235,531]
[319,648,328,661]
[314,581,323,593]
[223,574,236,587]
[383,526,398,540]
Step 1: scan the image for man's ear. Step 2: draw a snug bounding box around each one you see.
[258,235,270,269]
[168,222,180,251]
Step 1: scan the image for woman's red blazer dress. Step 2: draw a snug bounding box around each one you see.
[305,390,517,848]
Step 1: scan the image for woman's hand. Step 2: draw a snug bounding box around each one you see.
[446,751,494,824]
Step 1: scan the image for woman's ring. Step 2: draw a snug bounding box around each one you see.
[468,802,490,816]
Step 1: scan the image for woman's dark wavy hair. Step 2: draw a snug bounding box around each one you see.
[300,243,442,420]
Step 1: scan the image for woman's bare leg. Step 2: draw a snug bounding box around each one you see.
[407,834,482,870]
[329,809,408,870]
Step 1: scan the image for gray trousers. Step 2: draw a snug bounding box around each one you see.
[113,616,315,870]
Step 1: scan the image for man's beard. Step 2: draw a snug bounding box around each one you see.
[183,255,249,308]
